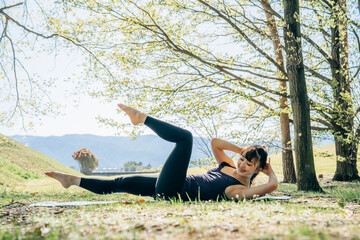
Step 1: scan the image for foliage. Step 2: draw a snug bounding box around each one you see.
[47,1,360,149]
[0,1,62,128]
[72,148,99,174]
[122,161,151,172]
[2,0,360,180]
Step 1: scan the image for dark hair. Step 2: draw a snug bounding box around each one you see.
[240,145,268,186]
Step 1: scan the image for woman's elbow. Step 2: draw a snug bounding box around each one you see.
[211,138,219,147]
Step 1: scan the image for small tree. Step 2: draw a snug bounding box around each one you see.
[123,161,144,172]
[72,148,99,175]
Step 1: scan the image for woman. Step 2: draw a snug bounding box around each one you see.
[45,104,278,201]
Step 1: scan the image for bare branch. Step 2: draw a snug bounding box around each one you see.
[0,2,23,12]
[302,33,334,65]
[310,117,333,129]
[311,126,331,131]
[218,65,287,82]
[5,35,20,122]
[301,23,331,38]
[2,9,116,81]
[288,117,332,131]
[308,98,334,124]
[304,65,332,84]
[0,17,8,43]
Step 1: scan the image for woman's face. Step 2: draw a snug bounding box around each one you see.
[236,155,259,177]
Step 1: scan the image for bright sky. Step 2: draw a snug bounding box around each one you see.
[0,50,134,137]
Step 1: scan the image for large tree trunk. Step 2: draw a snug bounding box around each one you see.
[333,137,359,180]
[330,0,360,181]
[261,0,296,183]
[282,0,322,191]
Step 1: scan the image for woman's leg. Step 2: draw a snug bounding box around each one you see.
[80,176,157,196]
[144,116,193,199]
[45,171,157,196]
[118,104,193,199]
[46,104,192,199]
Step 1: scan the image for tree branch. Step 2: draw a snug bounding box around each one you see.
[0,2,23,12]
[258,0,284,20]
[304,65,332,84]
[308,98,334,124]
[2,9,116,81]
[5,34,21,122]
[186,61,277,111]
[0,17,8,43]
[197,0,287,77]
[281,114,331,131]
[302,33,334,65]
[126,4,289,99]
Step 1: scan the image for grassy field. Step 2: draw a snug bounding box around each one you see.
[0,134,80,188]
[1,135,360,239]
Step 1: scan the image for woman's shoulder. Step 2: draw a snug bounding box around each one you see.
[219,161,236,169]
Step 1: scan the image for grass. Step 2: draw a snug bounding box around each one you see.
[0,181,359,239]
[0,134,80,187]
[0,135,360,239]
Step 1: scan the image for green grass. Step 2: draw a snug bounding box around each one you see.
[1,135,360,239]
[0,183,359,240]
[0,134,80,187]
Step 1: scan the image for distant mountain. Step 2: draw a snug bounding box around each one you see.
[9,134,211,170]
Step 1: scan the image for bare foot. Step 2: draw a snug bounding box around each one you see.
[117,103,147,125]
[44,171,79,188]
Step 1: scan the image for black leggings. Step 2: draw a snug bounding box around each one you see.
[79,116,193,199]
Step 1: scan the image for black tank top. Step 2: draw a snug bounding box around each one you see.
[180,162,244,201]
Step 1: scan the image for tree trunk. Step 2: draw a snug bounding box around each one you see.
[261,0,296,183]
[333,137,360,180]
[282,0,322,191]
[330,0,360,181]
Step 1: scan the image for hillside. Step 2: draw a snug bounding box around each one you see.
[0,134,81,187]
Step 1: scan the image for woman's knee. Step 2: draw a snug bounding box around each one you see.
[182,129,193,143]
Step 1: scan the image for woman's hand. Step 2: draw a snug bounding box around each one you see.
[261,158,274,176]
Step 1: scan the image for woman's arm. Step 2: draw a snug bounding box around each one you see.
[211,138,243,167]
[225,162,279,199]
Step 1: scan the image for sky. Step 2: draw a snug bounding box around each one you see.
[0,1,142,137]
[0,49,137,137]
[0,0,253,137]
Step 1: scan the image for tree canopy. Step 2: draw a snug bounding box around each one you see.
[2,0,360,183]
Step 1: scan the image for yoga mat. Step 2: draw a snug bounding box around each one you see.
[253,195,291,201]
[29,201,120,207]
[29,196,291,207]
